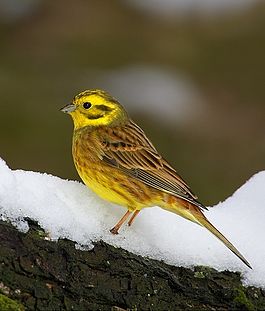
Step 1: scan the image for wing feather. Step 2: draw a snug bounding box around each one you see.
[97,120,206,210]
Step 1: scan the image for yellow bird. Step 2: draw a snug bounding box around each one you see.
[61,89,251,269]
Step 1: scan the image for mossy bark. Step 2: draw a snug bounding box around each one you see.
[0,219,264,311]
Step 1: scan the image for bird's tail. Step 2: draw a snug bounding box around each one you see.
[198,215,252,269]
[161,197,252,269]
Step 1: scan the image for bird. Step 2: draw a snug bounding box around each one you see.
[61,89,251,269]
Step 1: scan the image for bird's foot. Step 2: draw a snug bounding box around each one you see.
[110,227,119,235]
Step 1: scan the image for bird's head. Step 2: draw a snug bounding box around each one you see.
[61,89,128,130]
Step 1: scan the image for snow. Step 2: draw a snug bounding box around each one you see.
[0,156,264,288]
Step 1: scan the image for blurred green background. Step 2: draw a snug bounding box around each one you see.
[0,0,265,206]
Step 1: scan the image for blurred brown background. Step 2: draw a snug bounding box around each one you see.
[0,0,264,206]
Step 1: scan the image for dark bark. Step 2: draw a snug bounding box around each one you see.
[0,219,264,311]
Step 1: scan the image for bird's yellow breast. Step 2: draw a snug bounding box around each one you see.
[75,160,131,207]
[72,128,158,210]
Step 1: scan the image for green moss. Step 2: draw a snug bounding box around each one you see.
[194,271,205,279]
[0,294,24,311]
[234,286,255,311]
[193,266,214,279]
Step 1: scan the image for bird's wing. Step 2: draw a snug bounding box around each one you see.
[97,120,206,210]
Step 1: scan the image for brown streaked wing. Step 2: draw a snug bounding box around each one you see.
[97,120,207,210]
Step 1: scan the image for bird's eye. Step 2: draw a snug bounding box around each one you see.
[83,102,92,109]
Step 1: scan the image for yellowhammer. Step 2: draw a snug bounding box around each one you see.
[61,89,251,268]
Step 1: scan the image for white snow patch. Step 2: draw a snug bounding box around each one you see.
[0,157,264,288]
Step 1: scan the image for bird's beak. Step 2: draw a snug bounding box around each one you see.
[60,103,76,114]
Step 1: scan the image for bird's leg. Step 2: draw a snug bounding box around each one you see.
[110,210,131,234]
[128,210,140,227]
